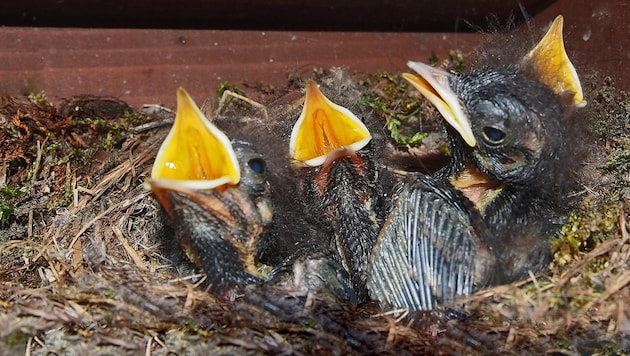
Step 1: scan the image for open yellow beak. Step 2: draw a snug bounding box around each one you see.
[403,63,476,147]
[523,15,586,108]
[149,87,240,190]
[290,80,372,167]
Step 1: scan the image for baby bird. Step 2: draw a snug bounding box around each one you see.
[147,88,273,294]
[368,15,586,310]
[290,80,386,301]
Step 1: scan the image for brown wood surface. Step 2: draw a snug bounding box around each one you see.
[0,0,552,31]
[0,0,627,108]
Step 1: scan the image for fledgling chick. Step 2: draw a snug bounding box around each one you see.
[147,88,273,294]
[290,79,386,301]
[368,15,587,310]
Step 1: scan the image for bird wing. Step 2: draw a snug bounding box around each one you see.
[368,175,492,310]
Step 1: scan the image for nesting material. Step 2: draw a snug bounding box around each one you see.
[0,70,628,354]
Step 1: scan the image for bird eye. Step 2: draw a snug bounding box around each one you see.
[482,126,506,145]
[248,158,266,174]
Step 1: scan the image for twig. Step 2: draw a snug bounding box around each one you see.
[31,139,43,182]
[0,163,7,186]
[556,237,623,287]
[27,210,33,240]
[214,89,270,121]
[25,336,32,356]
[132,118,174,133]
[67,194,146,256]
[112,224,145,269]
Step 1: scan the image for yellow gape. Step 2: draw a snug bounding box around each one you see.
[150,87,240,190]
[290,80,372,167]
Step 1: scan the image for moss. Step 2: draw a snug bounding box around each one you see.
[82,117,130,151]
[448,50,466,73]
[100,130,124,151]
[102,290,116,298]
[0,198,15,227]
[27,90,53,109]
[603,343,625,355]
[586,77,630,204]
[361,95,428,146]
[551,198,622,270]
[0,185,28,227]
[361,52,467,147]
[556,340,571,349]
[45,141,60,152]
[182,319,197,332]
[122,109,151,127]
[5,329,28,347]
[603,145,630,203]
[362,72,429,146]
[0,185,28,198]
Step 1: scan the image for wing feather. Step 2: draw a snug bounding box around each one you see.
[368,175,493,310]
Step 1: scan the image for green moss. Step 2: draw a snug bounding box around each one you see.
[302,319,317,328]
[5,329,29,346]
[426,50,465,73]
[122,109,151,127]
[552,199,621,269]
[45,142,60,152]
[605,150,630,168]
[85,117,130,151]
[362,52,467,147]
[448,50,466,73]
[602,146,630,203]
[556,340,571,349]
[0,185,28,227]
[0,185,28,198]
[102,290,116,298]
[361,95,428,146]
[0,199,15,227]
[362,72,429,146]
[602,343,624,355]
[181,319,199,334]
[27,91,53,108]
[46,167,75,210]
[429,51,439,66]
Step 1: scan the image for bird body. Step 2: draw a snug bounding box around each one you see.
[368,15,586,310]
[290,80,385,301]
[147,88,273,294]
[435,66,572,283]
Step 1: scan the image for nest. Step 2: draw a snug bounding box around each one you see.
[0,71,628,355]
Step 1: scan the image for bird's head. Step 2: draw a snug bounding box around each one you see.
[403,15,585,186]
[289,79,378,216]
[445,68,565,184]
[146,87,273,229]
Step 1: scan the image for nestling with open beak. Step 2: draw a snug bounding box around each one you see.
[368,15,587,310]
[147,88,273,294]
[290,80,386,301]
